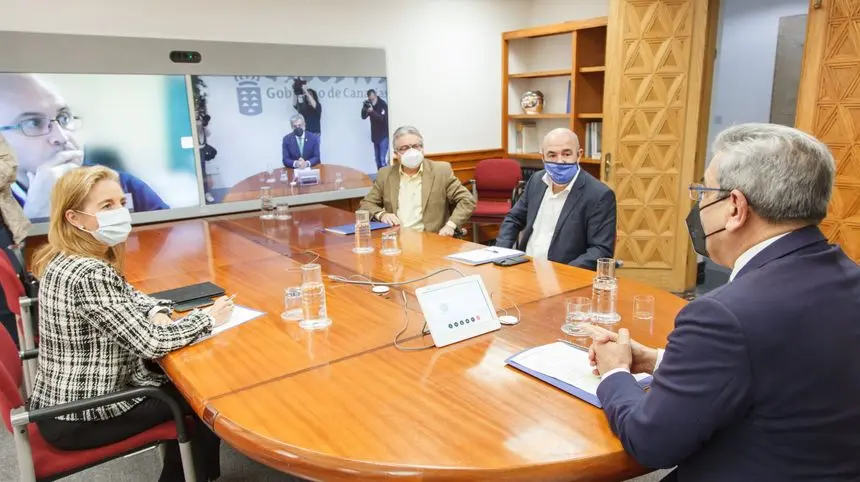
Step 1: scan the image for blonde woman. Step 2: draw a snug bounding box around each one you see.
[29,166,231,482]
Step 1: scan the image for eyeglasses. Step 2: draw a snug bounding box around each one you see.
[689,183,730,202]
[0,113,82,137]
[395,143,423,154]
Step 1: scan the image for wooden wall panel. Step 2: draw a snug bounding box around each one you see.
[796,0,860,261]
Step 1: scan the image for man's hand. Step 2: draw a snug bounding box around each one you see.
[295,159,309,169]
[366,106,374,113]
[438,224,456,237]
[23,150,83,219]
[590,328,633,375]
[579,323,658,376]
[379,213,400,226]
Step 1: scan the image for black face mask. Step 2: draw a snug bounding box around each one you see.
[293,127,304,137]
[685,197,728,258]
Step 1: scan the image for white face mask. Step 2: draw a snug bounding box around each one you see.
[400,148,424,169]
[76,207,132,247]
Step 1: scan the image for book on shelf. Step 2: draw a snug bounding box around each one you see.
[515,121,539,154]
[584,121,602,160]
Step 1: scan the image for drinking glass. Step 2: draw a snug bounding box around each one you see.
[275,203,291,220]
[380,231,401,255]
[596,258,616,279]
[335,172,344,190]
[266,163,276,183]
[633,294,655,333]
[353,210,373,254]
[300,263,331,330]
[562,297,591,336]
[281,287,303,321]
[259,186,274,219]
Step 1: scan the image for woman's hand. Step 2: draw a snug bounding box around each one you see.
[204,296,234,327]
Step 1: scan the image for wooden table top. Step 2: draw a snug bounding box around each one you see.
[124,205,687,481]
[221,164,372,203]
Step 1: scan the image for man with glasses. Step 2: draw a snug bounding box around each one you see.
[0,74,168,220]
[495,128,616,270]
[581,123,860,481]
[359,125,474,236]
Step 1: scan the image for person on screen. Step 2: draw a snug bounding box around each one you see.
[359,125,474,236]
[361,89,389,169]
[293,82,322,135]
[281,114,321,169]
[0,74,169,220]
[582,124,860,481]
[495,128,616,271]
[29,165,230,481]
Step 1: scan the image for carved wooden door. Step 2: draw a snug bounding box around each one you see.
[602,0,719,291]
[796,0,860,261]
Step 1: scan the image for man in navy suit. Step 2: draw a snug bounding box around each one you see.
[281,114,320,169]
[582,123,860,481]
[495,128,616,270]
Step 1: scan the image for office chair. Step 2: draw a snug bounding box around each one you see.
[466,158,523,243]
[0,253,35,395]
[0,327,199,482]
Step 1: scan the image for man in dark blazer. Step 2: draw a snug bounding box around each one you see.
[583,123,860,482]
[281,114,320,169]
[495,128,616,270]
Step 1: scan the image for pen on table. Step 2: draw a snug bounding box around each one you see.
[556,338,590,352]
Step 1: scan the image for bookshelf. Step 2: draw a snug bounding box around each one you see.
[502,17,607,179]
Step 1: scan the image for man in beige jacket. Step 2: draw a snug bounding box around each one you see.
[359,125,475,236]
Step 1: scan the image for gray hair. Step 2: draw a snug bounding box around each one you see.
[290,114,305,125]
[711,123,835,224]
[393,125,423,146]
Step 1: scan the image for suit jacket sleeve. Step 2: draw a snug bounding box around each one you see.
[495,177,532,249]
[281,136,292,167]
[596,298,753,469]
[444,168,476,227]
[569,188,616,270]
[308,135,321,166]
[358,172,387,219]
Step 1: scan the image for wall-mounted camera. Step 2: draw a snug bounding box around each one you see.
[169,51,202,63]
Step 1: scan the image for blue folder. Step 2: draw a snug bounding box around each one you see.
[324,221,390,235]
[505,345,653,408]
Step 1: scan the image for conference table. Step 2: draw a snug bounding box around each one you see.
[123,205,687,481]
[222,164,373,203]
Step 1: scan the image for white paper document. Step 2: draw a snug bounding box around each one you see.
[192,305,265,344]
[511,342,649,396]
[446,247,524,265]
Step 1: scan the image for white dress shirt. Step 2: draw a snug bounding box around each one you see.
[525,171,580,259]
[599,232,791,382]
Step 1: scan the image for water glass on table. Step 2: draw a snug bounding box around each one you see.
[259,186,274,219]
[562,297,592,336]
[300,263,332,330]
[281,287,303,321]
[334,172,344,190]
[633,294,655,333]
[275,203,291,220]
[380,231,401,256]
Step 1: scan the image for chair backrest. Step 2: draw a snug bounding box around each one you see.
[474,158,523,199]
[0,322,23,392]
[0,327,24,433]
[0,252,24,316]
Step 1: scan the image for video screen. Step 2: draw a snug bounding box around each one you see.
[191,75,389,204]
[0,73,200,221]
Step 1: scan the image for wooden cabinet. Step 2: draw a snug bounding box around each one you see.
[501,18,609,180]
[796,0,860,262]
